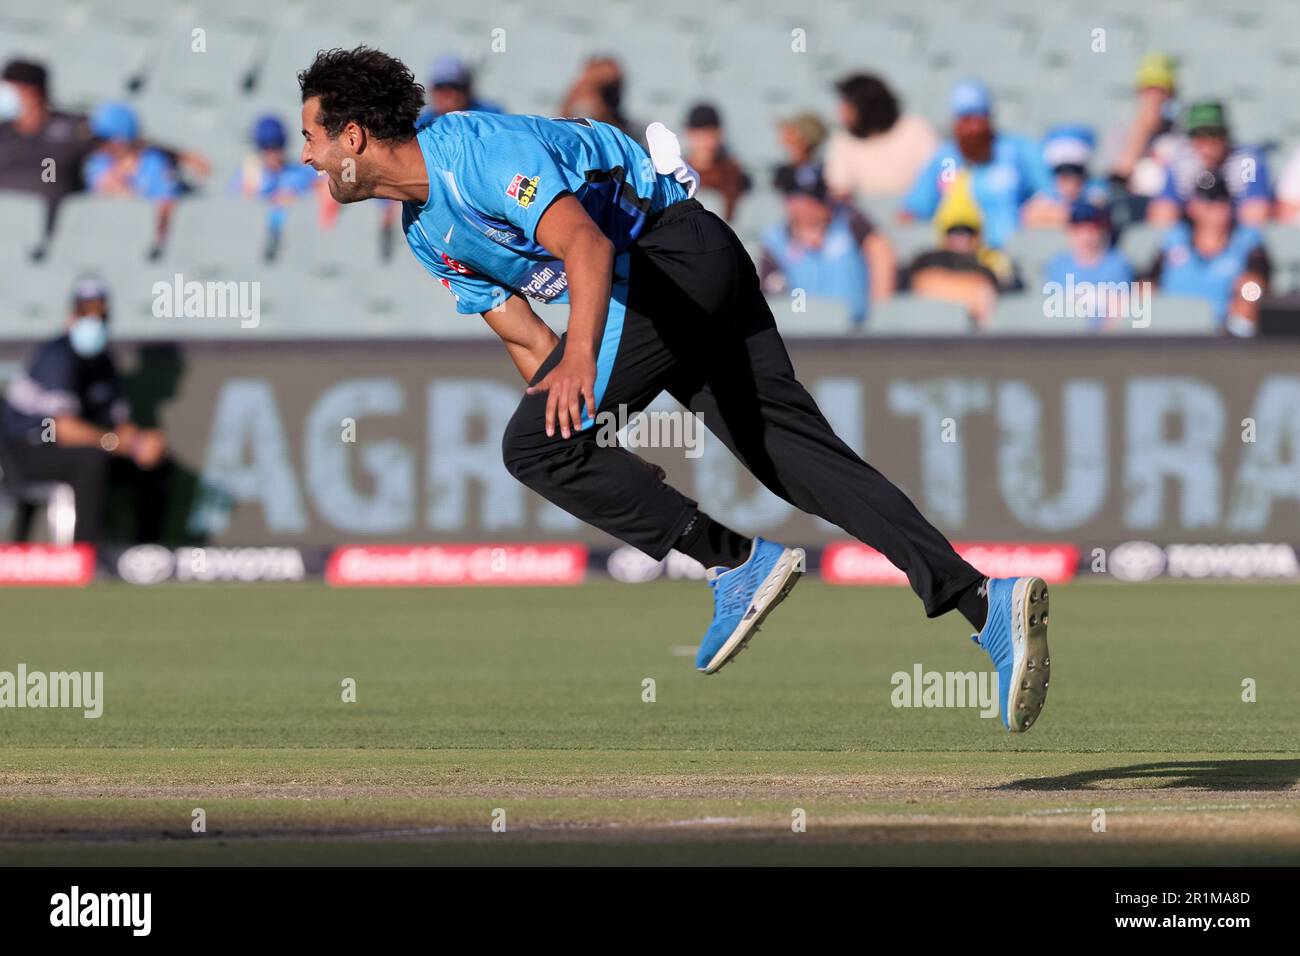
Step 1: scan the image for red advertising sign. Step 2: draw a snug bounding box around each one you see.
[0,544,96,586]
[823,542,1079,585]
[325,543,588,587]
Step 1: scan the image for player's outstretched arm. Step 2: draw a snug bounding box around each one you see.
[480,295,561,384]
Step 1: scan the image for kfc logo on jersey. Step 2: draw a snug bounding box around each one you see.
[507,173,540,208]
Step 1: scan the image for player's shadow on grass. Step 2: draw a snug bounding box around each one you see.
[1002,759,1300,792]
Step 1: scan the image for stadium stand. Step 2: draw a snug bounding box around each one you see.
[2,0,1299,339]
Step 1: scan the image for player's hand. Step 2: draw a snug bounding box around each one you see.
[527,352,596,439]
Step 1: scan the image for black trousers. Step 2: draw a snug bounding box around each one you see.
[4,442,168,544]
[502,199,981,617]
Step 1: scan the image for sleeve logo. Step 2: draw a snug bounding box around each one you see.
[506,173,540,208]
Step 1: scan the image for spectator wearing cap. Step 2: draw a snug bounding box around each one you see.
[901,79,1050,249]
[83,102,180,201]
[1022,125,1111,228]
[1100,52,1181,198]
[232,114,329,253]
[759,166,894,327]
[423,54,503,121]
[900,171,1020,326]
[683,103,751,221]
[773,112,827,196]
[1148,173,1270,334]
[0,277,170,544]
[1148,101,1271,226]
[1042,201,1135,330]
[824,73,938,197]
[1,60,206,228]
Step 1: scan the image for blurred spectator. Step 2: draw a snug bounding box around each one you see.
[1042,200,1135,330]
[900,172,1020,326]
[683,103,750,221]
[1270,144,1300,223]
[0,277,169,544]
[422,54,503,120]
[84,103,180,200]
[1101,52,1180,200]
[1149,173,1270,335]
[0,59,98,230]
[1022,125,1110,228]
[901,79,1050,249]
[825,73,937,197]
[759,165,894,327]
[558,56,631,133]
[231,114,329,256]
[1147,101,1271,226]
[773,112,827,192]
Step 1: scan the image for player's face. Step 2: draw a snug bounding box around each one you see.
[299,97,372,203]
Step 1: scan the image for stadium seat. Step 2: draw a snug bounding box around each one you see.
[1004,228,1069,287]
[1142,294,1218,335]
[45,196,161,266]
[0,194,47,262]
[1263,224,1300,294]
[881,222,937,265]
[985,294,1093,335]
[865,295,972,335]
[766,294,856,336]
[1118,222,1168,274]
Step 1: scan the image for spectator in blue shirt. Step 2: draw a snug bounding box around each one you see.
[1023,125,1111,228]
[232,114,326,254]
[1042,200,1135,329]
[758,165,892,327]
[1151,172,1271,335]
[82,102,180,201]
[422,54,503,122]
[1148,101,1271,226]
[901,79,1050,249]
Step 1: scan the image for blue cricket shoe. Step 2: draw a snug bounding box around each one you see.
[971,576,1052,732]
[696,537,806,674]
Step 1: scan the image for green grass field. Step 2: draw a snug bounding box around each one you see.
[2,580,1298,865]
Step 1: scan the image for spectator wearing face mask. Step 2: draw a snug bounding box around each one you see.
[0,277,170,544]
[901,79,1050,249]
[824,73,938,197]
[759,165,894,327]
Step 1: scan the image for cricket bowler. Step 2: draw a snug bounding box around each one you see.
[297,47,1051,731]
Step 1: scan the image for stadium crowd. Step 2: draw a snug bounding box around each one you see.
[1,48,1296,335]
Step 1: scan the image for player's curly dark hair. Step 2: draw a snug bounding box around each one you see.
[298,46,424,142]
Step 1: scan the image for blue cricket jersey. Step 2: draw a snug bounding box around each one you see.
[401,112,689,314]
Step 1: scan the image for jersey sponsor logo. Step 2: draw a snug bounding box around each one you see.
[506,173,540,208]
[440,252,475,275]
[517,262,568,301]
